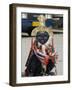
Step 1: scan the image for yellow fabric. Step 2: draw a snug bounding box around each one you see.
[32,22,40,26]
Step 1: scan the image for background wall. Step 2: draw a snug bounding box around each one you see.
[0,0,72,90]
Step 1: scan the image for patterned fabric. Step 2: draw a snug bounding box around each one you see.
[31,26,53,36]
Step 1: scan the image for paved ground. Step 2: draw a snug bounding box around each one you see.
[21,33,63,76]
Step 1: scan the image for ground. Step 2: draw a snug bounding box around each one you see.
[21,33,63,76]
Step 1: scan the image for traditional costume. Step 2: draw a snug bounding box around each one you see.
[24,15,58,76]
